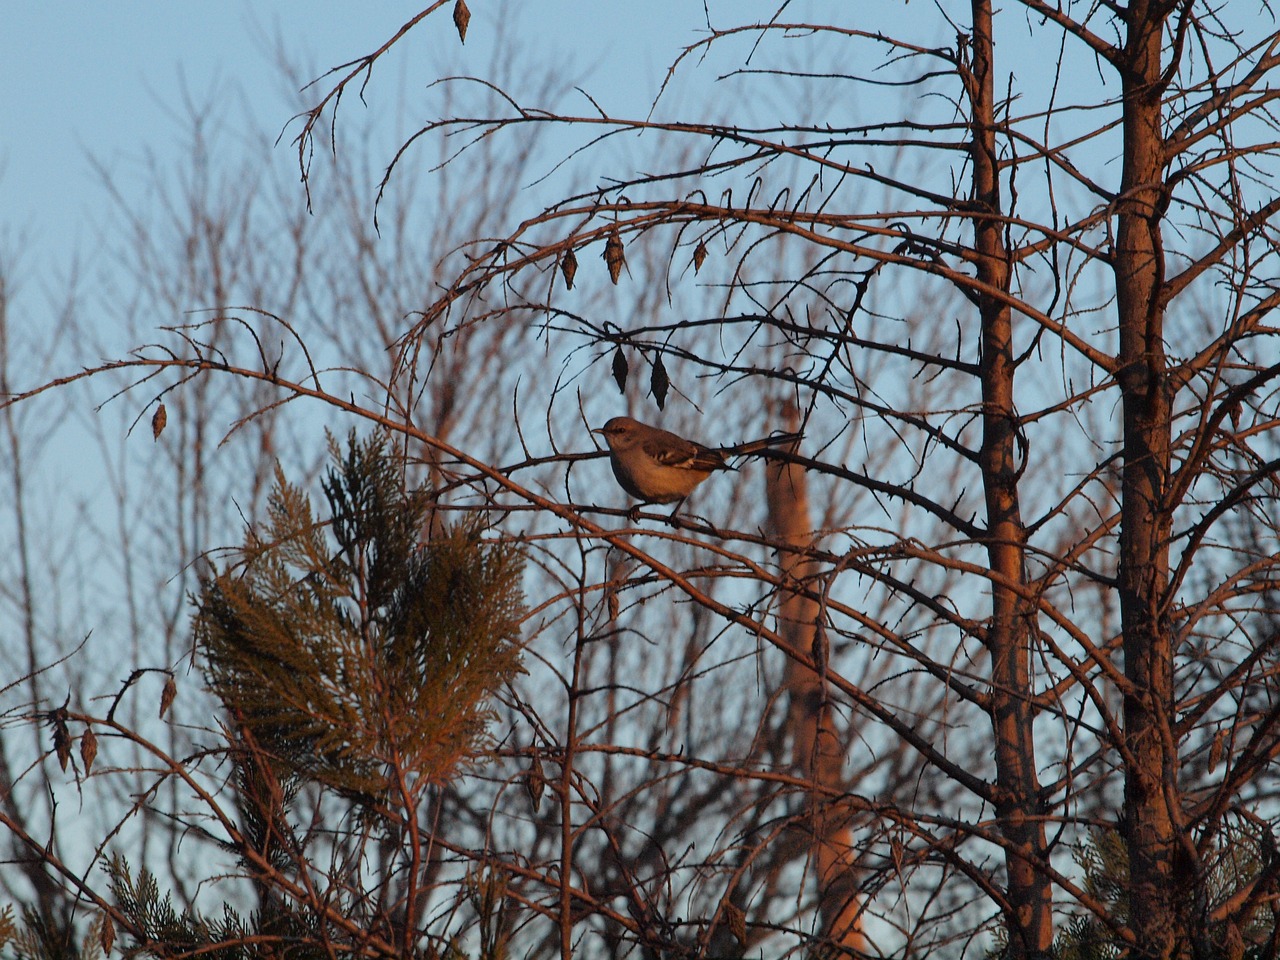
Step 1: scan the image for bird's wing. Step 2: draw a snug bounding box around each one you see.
[644,433,725,471]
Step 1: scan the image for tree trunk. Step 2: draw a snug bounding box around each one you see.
[968,3,1053,954]
[765,403,865,955]
[1115,5,1185,958]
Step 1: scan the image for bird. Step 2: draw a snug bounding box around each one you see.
[591,416,801,507]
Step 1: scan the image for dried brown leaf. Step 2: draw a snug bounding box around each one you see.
[611,346,629,393]
[603,230,625,284]
[725,902,747,945]
[693,240,708,273]
[80,727,98,775]
[53,720,72,771]
[524,756,546,811]
[561,248,578,289]
[650,354,669,410]
[160,675,177,719]
[453,0,471,42]
[100,913,115,956]
[151,403,167,440]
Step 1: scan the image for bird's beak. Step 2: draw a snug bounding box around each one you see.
[590,427,604,435]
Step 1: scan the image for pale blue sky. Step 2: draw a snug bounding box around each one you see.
[0,2,760,580]
[1,3,714,277]
[3,5,396,260]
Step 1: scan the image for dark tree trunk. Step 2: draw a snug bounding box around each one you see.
[968,2,1053,954]
[1115,4,1186,957]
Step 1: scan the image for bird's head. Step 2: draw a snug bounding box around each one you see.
[592,417,644,451]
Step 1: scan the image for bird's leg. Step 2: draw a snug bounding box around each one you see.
[665,500,723,534]
[686,509,722,537]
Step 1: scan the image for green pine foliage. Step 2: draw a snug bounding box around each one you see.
[1050,829,1128,960]
[92,434,526,960]
[105,855,339,960]
[196,431,525,802]
[1048,823,1278,960]
[0,907,102,960]
[107,856,244,960]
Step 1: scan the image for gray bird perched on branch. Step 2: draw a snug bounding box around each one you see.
[592,416,800,506]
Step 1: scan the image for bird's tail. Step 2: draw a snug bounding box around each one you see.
[723,431,802,456]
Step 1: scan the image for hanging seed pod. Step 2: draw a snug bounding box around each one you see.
[692,240,708,273]
[1208,729,1225,773]
[80,727,99,775]
[159,675,177,719]
[611,346,629,392]
[524,755,546,812]
[53,720,72,771]
[650,354,669,410]
[152,403,167,440]
[100,912,116,956]
[453,0,471,42]
[603,230,625,284]
[561,248,578,289]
